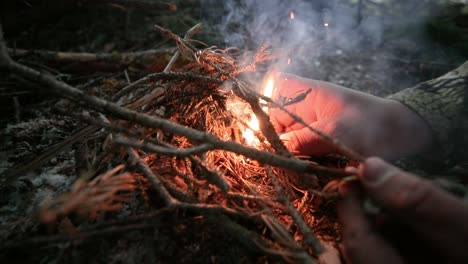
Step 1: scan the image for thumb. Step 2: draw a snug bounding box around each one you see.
[279,118,339,156]
[358,157,468,261]
[359,158,468,225]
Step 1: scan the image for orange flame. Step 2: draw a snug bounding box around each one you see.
[243,76,275,145]
[290,11,295,20]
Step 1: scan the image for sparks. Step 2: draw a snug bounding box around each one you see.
[290,11,295,20]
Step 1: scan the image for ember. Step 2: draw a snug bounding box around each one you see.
[290,11,295,20]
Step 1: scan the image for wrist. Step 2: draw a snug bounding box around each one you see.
[383,99,436,159]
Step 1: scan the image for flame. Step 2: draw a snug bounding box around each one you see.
[243,75,275,145]
[244,115,259,146]
[290,11,295,20]
[324,22,329,27]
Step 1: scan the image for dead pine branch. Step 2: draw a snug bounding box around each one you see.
[113,23,205,101]
[7,48,177,72]
[40,165,137,224]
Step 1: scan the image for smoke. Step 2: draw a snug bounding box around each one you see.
[203,2,385,52]
[200,0,391,76]
[200,0,465,94]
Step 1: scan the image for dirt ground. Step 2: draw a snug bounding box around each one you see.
[1,0,467,263]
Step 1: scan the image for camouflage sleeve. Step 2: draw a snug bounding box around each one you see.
[387,61,468,165]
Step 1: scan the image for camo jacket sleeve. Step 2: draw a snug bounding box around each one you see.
[387,61,468,166]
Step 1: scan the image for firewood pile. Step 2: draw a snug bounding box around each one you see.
[0,21,360,263]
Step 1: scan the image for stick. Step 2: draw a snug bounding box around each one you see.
[267,167,323,254]
[112,71,221,101]
[95,0,177,11]
[113,23,204,101]
[8,48,175,64]
[163,23,202,72]
[115,137,213,157]
[126,147,176,205]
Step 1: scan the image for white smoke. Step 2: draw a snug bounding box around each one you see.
[201,0,388,73]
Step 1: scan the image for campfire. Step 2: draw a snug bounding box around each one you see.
[1,23,356,263]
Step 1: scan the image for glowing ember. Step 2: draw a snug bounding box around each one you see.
[290,11,295,20]
[242,76,275,145]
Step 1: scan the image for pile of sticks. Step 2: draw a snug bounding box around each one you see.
[0,23,358,263]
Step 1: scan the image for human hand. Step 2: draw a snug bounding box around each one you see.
[339,157,468,264]
[268,73,434,160]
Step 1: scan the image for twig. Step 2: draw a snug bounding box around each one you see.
[95,0,177,11]
[126,147,176,205]
[155,25,198,61]
[261,214,318,264]
[0,126,98,186]
[201,57,292,157]
[13,96,20,122]
[115,137,213,157]
[0,223,154,251]
[0,24,10,66]
[267,167,324,255]
[122,136,231,192]
[8,48,176,65]
[237,81,291,157]
[163,23,202,72]
[112,71,221,101]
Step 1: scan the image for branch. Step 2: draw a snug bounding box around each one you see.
[0,24,12,66]
[115,137,213,157]
[267,168,323,255]
[126,147,176,205]
[8,48,175,63]
[112,71,221,101]
[163,23,202,72]
[95,0,177,11]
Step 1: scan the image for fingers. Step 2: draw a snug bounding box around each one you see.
[279,118,340,156]
[268,73,320,134]
[358,157,468,221]
[357,157,468,261]
[338,182,405,264]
